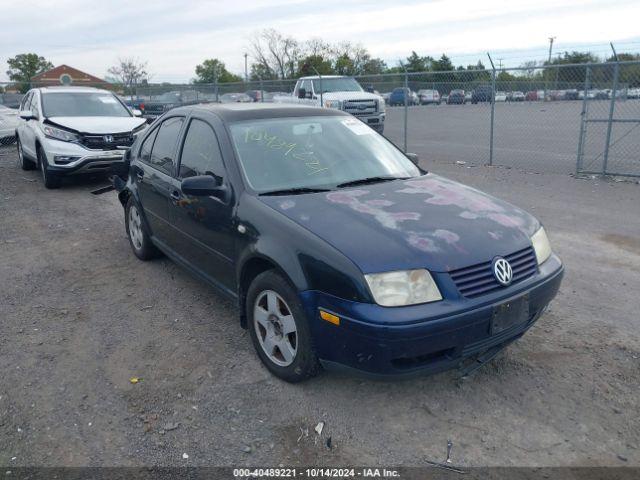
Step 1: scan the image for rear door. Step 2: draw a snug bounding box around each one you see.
[17,92,36,158]
[135,115,185,245]
[167,115,236,294]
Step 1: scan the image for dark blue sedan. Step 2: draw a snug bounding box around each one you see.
[114,103,563,382]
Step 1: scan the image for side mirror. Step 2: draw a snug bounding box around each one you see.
[405,153,419,166]
[20,110,36,121]
[132,109,142,117]
[297,88,306,99]
[181,174,227,200]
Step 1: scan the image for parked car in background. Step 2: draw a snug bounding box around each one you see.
[114,102,563,382]
[139,90,206,120]
[15,86,146,188]
[525,91,539,101]
[441,94,449,103]
[627,88,640,99]
[0,105,19,145]
[417,89,440,105]
[511,91,525,102]
[563,89,579,101]
[381,92,391,104]
[245,90,275,103]
[447,90,466,104]
[389,87,417,106]
[494,91,508,102]
[471,85,493,104]
[220,93,252,103]
[276,76,386,133]
[0,93,24,109]
[465,91,472,103]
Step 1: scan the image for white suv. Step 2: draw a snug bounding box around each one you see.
[16,86,146,188]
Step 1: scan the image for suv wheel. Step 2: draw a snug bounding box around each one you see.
[125,197,160,260]
[37,147,61,189]
[247,270,321,382]
[17,138,36,170]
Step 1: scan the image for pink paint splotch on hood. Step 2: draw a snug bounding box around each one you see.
[326,190,420,230]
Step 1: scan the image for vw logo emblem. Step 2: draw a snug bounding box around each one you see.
[103,135,114,143]
[492,257,513,286]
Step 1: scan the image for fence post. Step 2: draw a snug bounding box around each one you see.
[602,44,619,175]
[487,53,496,166]
[576,64,591,174]
[260,77,264,103]
[403,68,408,153]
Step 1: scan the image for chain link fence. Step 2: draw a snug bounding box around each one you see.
[2,61,639,176]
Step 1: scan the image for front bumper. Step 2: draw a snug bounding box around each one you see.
[42,138,125,176]
[300,254,564,377]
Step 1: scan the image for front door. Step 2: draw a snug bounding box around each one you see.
[135,116,184,245]
[167,117,236,294]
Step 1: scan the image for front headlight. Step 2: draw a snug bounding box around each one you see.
[324,100,341,109]
[531,226,552,265]
[378,98,386,113]
[365,269,442,307]
[42,125,80,143]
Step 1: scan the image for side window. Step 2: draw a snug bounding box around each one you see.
[21,92,33,111]
[148,117,184,175]
[139,127,159,163]
[301,80,311,96]
[30,94,40,117]
[178,119,225,179]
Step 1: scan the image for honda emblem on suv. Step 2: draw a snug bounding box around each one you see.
[493,257,513,286]
[103,135,114,143]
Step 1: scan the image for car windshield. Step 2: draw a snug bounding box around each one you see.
[311,78,363,94]
[229,116,420,193]
[155,92,181,102]
[42,92,131,117]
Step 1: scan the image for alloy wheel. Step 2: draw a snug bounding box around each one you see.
[253,290,298,367]
[128,205,144,250]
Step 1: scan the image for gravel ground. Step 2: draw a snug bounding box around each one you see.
[0,144,639,468]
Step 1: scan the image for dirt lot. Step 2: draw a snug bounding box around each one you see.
[0,144,639,468]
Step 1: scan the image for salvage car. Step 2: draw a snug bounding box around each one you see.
[114,103,563,382]
[15,86,147,188]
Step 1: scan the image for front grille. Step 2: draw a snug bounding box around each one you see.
[80,133,134,150]
[450,246,538,298]
[342,99,377,116]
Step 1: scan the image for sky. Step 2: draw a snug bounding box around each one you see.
[1,0,640,83]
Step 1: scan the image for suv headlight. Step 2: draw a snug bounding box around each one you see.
[42,125,80,143]
[324,100,341,109]
[531,226,552,265]
[378,98,386,113]
[365,269,442,307]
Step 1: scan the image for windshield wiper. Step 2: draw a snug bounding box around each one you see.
[336,176,409,188]
[259,187,331,196]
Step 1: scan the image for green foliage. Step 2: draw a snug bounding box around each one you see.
[6,53,54,93]
[296,55,333,77]
[194,59,242,84]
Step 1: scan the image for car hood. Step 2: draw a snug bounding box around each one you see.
[47,116,146,134]
[259,174,539,273]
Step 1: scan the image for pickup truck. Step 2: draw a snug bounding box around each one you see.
[275,76,385,134]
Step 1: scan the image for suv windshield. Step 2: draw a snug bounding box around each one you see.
[42,92,131,117]
[311,78,363,94]
[229,116,420,193]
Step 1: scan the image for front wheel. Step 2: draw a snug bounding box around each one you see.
[17,138,36,170]
[247,270,321,382]
[37,147,61,189]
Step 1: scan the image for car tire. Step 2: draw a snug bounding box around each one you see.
[125,197,160,261]
[17,138,36,170]
[247,270,321,383]
[37,147,61,189]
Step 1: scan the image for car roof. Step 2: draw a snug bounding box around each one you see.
[179,102,349,122]
[36,86,113,94]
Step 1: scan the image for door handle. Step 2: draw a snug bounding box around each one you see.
[136,170,144,181]
[170,190,181,201]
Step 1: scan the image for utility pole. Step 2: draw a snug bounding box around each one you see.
[497,58,504,70]
[544,36,556,101]
[244,53,248,82]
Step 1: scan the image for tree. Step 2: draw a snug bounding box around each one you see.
[6,53,54,93]
[250,29,301,79]
[194,59,242,83]
[404,51,433,72]
[108,58,149,96]
[296,55,333,77]
[433,54,454,72]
